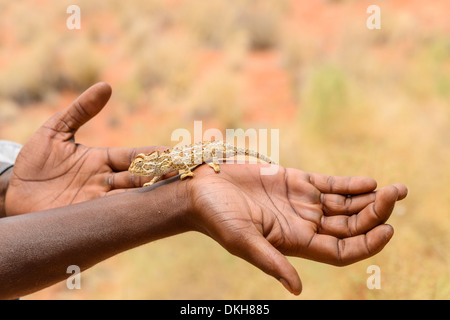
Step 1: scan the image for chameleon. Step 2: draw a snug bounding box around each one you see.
[128,140,277,186]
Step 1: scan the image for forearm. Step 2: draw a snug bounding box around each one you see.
[0,178,191,299]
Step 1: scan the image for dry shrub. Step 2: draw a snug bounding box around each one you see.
[185,67,243,129]
[0,38,61,104]
[178,0,288,50]
[131,34,197,98]
[56,36,105,92]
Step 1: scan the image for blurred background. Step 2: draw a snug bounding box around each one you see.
[0,0,449,299]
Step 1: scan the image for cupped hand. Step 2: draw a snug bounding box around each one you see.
[186,163,407,295]
[5,82,164,215]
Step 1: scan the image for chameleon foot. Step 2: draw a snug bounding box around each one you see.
[180,171,195,180]
[207,162,221,173]
[143,175,161,187]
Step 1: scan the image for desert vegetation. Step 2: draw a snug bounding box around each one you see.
[0,0,448,299]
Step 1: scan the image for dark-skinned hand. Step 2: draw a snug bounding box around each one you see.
[185,162,407,294]
[5,82,166,215]
[4,82,408,295]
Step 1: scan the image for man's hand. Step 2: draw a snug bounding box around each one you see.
[186,164,407,295]
[5,82,164,215]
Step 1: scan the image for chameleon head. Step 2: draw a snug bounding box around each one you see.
[128,152,160,176]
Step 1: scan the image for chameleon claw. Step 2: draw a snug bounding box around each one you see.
[180,171,195,180]
[207,162,221,173]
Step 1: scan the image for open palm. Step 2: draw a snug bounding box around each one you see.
[5,83,164,215]
[187,163,407,294]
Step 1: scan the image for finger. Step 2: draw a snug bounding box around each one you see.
[393,183,408,200]
[108,171,151,189]
[106,146,170,172]
[320,185,399,238]
[321,192,376,216]
[309,173,377,195]
[226,231,302,295]
[108,167,179,189]
[321,183,408,216]
[45,82,112,139]
[300,224,394,266]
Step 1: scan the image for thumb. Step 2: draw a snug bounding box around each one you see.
[45,82,112,140]
[226,232,302,295]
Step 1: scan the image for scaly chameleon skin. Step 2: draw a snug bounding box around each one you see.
[128,141,276,186]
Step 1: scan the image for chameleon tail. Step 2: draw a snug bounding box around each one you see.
[232,145,277,165]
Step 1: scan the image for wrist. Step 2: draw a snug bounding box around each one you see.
[0,163,13,218]
[154,178,195,234]
[182,177,211,235]
[126,177,195,242]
